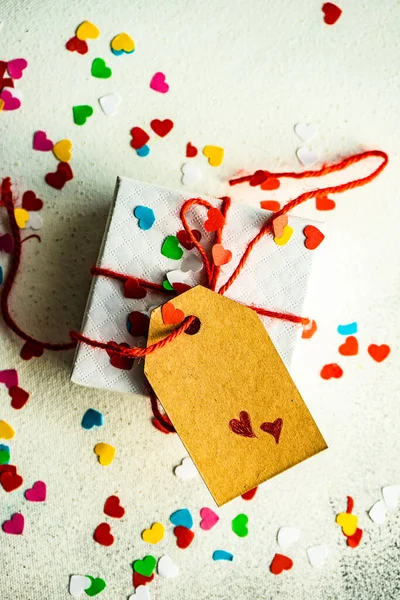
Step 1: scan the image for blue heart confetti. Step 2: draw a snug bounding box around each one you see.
[337,322,358,336]
[136,145,150,157]
[134,206,155,231]
[212,550,234,562]
[170,508,193,530]
[81,408,105,430]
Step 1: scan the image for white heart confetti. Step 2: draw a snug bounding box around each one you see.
[99,93,121,116]
[158,555,180,578]
[307,544,328,568]
[69,575,91,597]
[369,500,386,525]
[181,254,203,273]
[174,457,199,480]
[277,526,300,549]
[181,162,202,186]
[128,585,151,600]
[166,269,189,287]
[294,123,318,142]
[296,147,318,167]
[382,485,400,511]
[26,212,43,230]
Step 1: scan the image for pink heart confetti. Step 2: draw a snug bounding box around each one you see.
[0,369,18,389]
[2,513,24,535]
[200,507,219,531]
[33,130,54,151]
[25,480,46,502]
[0,88,21,110]
[7,58,28,80]
[150,72,169,93]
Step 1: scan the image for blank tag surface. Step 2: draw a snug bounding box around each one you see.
[145,286,327,505]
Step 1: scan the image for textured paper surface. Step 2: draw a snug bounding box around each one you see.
[145,286,327,505]
[71,177,323,393]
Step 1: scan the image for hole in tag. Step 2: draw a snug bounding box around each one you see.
[185,316,201,336]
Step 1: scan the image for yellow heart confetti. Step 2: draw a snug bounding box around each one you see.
[142,522,165,544]
[203,145,224,167]
[53,139,73,162]
[14,207,30,229]
[0,420,15,440]
[0,98,4,112]
[336,512,358,536]
[94,442,116,466]
[111,32,135,53]
[274,225,294,246]
[76,21,100,41]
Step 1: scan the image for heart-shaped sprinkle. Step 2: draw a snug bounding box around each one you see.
[204,207,225,232]
[128,586,150,600]
[124,278,147,299]
[104,495,125,518]
[161,235,183,260]
[20,340,44,360]
[174,457,198,480]
[294,123,318,142]
[0,464,16,475]
[22,191,43,212]
[0,233,14,253]
[261,177,280,191]
[241,487,258,500]
[84,576,106,597]
[322,2,342,25]
[336,512,358,536]
[170,508,193,530]
[320,363,343,379]
[368,344,390,363]
[274,225,294,246]
[186,142,198,158]
[368,500,386,525]
[52,139,73,162]
[91,58,112,79]
[9,385,29,409]
[203,145,224,167]
[150,118,174,137]
[25,480,46,502]
[212,243,232,266]
[27,212,43,231]
[316,194,336,211]
[212,550,234,561]
[150,72,169,93]
[14,207,29,229]
[181,162,203,186]
[277,526,300,549]
[200,507,219,530]
[296,147,318,166]
[128,311,150,337]
[181,254,203,273]
[33,130,53,151]
[270,553,293,575]
[249,170,267,186]
[304,225,325,250]
[111,32,135,54]
[132,555,157,577]
[0,369,18,388]
[157,555,179,578]
[260,418,283,443]
[382,485,400,511]
[307,544,328,567]
[76,21,100,41]
[134,205,155,230]
[260,200,281,212]
[136,145,150,157]
[272,215,288,238]
[229,411,256,438]
[166,270,189,287]
[162,301,185,325]
[66,36,88,54]
[7,58,28,79]
[0,420,15,440]
[130,127,150,150]
[94,522,114,546]
[132,572,154,588]
[0,470,23,492]
[177,229,201,250]
[174,525,195,549]
[45,161,74,190]
[347,527,363,548]
[142,522,165,544]
[302,319,317,339]
[69,575,91,597]
[0,88,21,110]
[106,341,134,370]
[0,444,10,465]
[99,93,121,116]
[232,513,249,537]
[94,443,116,466]
[81,408,104,430]
[339,336,358,356]
[2,513,24,535]
[73,104,94,126]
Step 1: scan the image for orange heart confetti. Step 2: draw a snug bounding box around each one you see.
[272,215,288,238]
[212,243,232,266]
[162,302,185,325]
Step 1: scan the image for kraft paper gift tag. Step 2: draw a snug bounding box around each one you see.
[145,286,327,506]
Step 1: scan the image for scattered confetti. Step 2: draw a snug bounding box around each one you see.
[0,233,14,253]
[94,522,114,546]
[181,162,203,186]
[0,88,21,110]
[20,341,44,360]
[127,311,150,337]
[320,363,343,379]
[0,470,23,492]
[124,278,147,299]
[106,342,134,370]
[0,444,10,464]
[130,127,150,150]
[157,555,179,578]
[150,118,174,137]
[212,243,232,266]
[203,144,224,167]
[81,408,104,430]
[277,526,300,549]
[26,213,42,229]
[382,485,400,510]
[33,130,54,151]
[181,254,202,273]
[132,556,157,577]
[212,550,234,562]
[303,225,325,250]
[2,513,24,535]
[161,235,183,260]
[316,194,335,210]
[69,575,91,597]
[241,487,258,500]
[270,553,293,575]
[337,322,358,336]
[302,319,317,339]
[22,190,43,211]
[296,147,318,166]
[307,544,328,567]
[200,507,219,530]
[9,385,29,409]
[142,522,165,544]
[347,528,363,548]
[368,500,386,525]
[231,514,249,537]
[134,206,155,230]
[294,123,318,142]
[66,36,88,55]
[128,586,150,600]
[0,420,15,440]
[76,21,100,41]
[91,58,112,79]
[170,508,193,529]
[84,576,106,597]
[45,161,74,189]
[162,301,185,325]
[99,93,121,116]
[272,214,288,238]
[174,457,198,480]
[0,369,18,388]
[186,142,198,157]
[110,33,135,55]
[7,58,27,79]
[260,200,281,212]
[150,72,169,93]
[274,225,294,246]
[338,336,358,356]
[25,480,46,502]
[166,270,189,288]
[104,495,125,518]
[336,512,358,536]
[14,207,29,229]
[368,344,390,363]
[133,572,154,588]
[137,145,150,157]
[204,207,225,232]
[322,2,342,25]
[73,104,94,126]
[53,139,73,162]
[173,525,194,549]
[94,442,116,466]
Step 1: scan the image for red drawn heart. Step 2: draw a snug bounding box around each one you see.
[9,386,30,410]
[347,527,363,548]
[0,233,14,253]
[128,311,150,337]
[22,191,43,211]
[45,162,73,190]
[124,277,147,299]
[320,363,343,379]
[204,207,225,232]
[132,571,154,588]
[66,36,89,55]
[173,525,195,549]
[150,119,174,138]
[249,170,268,187]
[260,201,281,212]
[130,127,150,150]
[186,142,198,158]
[0,470,23,493]
[106,342,134,370]
[0,464,17,476]
[241,487,258,501]
[368,344,390,363]
[162,302,185,325]
[261,177,280,191]
[260,418,283,444]
[229,411,256,438]
[93,522,114,546]
[176,229,201,250]
[339,336,358,356]
[304,225,325,250]
[104,495,125,518]
[270,553,293,575]
[322,2,342,25]
[316,194,336,211]
[301,319,318,339]
[20,341,44,361]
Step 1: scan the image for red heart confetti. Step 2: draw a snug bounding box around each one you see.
[66,36,89,54]
[249,170,268,186]
[132,572,155,588]
[204,207,225,232]
[104,495,125,519]
[261,177,280,191]
[106,342,134,371]
[172,282,192,294]
[0,470,23,493]
[347,527,363,548]
[186,142,198,157]
[320,363,343,379]
[20,341,44,361]
[346,495,354,513]
[162,302,185,325]
[0,60,14,90]
[316,194,335,211]
[22,191,43,211]
[0,464,17,476]
[173,525,195,549]
[130,127,150,150]
[150,119,174,137]
[128,311,150,337]
[45,162,73,190]
[304,225,325,250]
[0,233,14,254]
[241,487,258,501]
[176,229,201,250]
[9,386,30,410]
[339,336,358,356]
[322,2,342,25]
[260,418,283,444]
[270,553,293,575]
[124,278,147,299]
[229,411,256,438]
[260,201,281,212]
[368,344,390,363]
[93,522,114,546]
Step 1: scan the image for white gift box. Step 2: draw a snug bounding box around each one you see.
[71,177,322,394]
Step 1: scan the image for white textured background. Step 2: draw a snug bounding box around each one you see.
[1,1,400,599]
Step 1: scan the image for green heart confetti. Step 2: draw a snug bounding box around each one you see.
[132,555,157,577]
[91,58,112,79]
[232,513,249,537]
[73,105,94,126]
[84,576,106,596]
[161,236,183,260]
[0,445,10,465]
